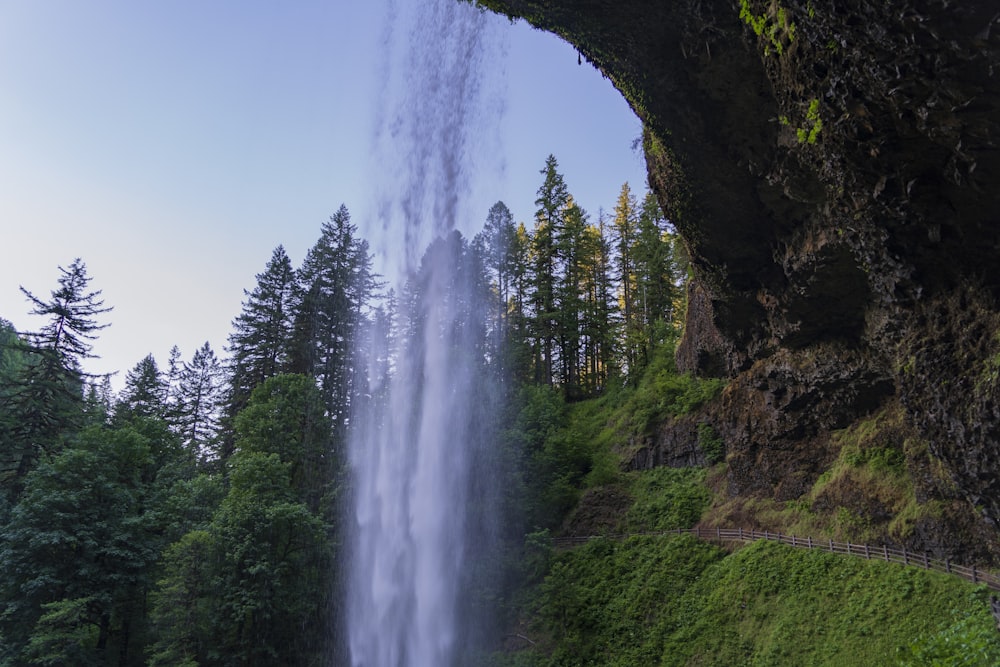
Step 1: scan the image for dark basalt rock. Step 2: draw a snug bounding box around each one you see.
[474,0,1000,534]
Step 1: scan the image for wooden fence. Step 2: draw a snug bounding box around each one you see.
[552,527,1000,592]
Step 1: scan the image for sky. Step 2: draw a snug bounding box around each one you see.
[0,0,647,389]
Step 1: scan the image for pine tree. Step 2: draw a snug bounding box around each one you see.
[0,321,28,470]
[2,260,111,493]
[287,206,379,427]
[19,258,111,367]
[634,191,679,365]
[576,210,617,395]
[612,183,641,380]
[554,197,589,397]
[114,354,168,423]
[504,221,534,383]
[531,155,570,386]
[173,342,224,461]
[477,201,518,350]
[226,246,296,417]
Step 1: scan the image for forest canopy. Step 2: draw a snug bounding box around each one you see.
[0,155,688,665]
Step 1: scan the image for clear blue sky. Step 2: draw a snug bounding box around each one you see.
[0,0,647,387]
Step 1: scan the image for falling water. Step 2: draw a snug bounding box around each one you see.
[346,1,506,665]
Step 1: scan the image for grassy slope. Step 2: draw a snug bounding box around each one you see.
[496,500,1000,666]
[491,354,1000,666]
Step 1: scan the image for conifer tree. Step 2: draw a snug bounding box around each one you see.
[612,183,641,379]
[554,197,589,396]
[531,155,570,386]
[504,221,534,382]
[173,342,224,461]
[226,245,296,418]
[634,191,679,365]
[114,354,168,423]
[2,259,111,492]
[477,201,518,349]
[19,258,111,367]
[584,211,618,393]
[287,205,379,427]
[0,320,28,464]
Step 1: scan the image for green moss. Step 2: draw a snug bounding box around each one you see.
[739,0,796,56]
[796,98,823,144]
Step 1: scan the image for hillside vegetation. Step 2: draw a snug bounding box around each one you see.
[489,347,1000,666]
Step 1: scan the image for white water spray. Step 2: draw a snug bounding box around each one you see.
[347,2,505,665]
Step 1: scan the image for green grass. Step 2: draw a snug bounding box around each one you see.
[494,536,1000,666]
[666,540,1000,666]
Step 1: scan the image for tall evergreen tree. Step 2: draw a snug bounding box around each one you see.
[162,345,184,428]
[587,211,620,393]
[554,197,589,397]
[634,191,679,365]
[287,205,379,428]
[476,201,518,352]
[172,343,224,462]
[226,245,296,418]
[114,354,168,424]
[18,258,111,367]
[2,259,111,493]
[0,320,28,470]
[531,155,570,386]
[612,183,641,380]
[505,221,534,383]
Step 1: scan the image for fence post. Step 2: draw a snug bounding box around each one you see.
[864,544,870,560]
[847,542,852,556]
[792,535,797,547]
[945,558,951,574]
[883,545,888,562]
[764,530,769,541]
[717,527,721,540]
[903,547,909,566]
[973,565,979,584]
[739,527,743,541]
[829,538,834,552]
[923,552,929,569]
[807,536,813,549]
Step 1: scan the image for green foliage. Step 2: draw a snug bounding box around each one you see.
[697,422,724,464]
[899,610,1000,666]
[0,425,162,665]
[739,0,796,56]
[615,340,725,436]
[211,454,330,666]
[661,541,997,666]
[233,373,336,514]
[146,531,216,667]
[534,535,725,666]
[24,597,102,667]
[624,467,710,532]
[796,98,823,144]
[505,534,998,666]
[148,451,331,666]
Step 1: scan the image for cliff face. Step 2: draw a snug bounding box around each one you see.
[475,1,1000,536]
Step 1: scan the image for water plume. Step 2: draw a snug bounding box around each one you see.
[347,1,506,665]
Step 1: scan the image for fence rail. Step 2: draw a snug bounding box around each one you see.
[552,527,1000,591]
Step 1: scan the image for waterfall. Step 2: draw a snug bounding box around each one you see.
[346,1,506,665]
